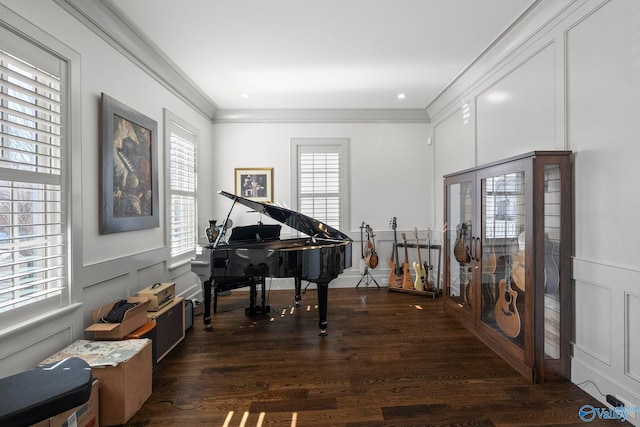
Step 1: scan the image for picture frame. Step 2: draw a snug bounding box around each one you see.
[100,93,159,233]
[234,167,274,203]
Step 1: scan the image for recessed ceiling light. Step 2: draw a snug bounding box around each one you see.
[397,93,406,100]
[241,93,251,98]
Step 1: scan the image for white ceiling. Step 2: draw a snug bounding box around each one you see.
[110,0,535,111]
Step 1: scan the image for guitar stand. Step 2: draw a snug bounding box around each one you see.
[356,265,380,288]
[356,223,380,289]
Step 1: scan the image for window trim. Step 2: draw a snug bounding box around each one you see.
[0,5,80,328]
[164,109,198,268]
[290,138,350,232]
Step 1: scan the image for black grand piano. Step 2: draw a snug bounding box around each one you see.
[191,191,352,336]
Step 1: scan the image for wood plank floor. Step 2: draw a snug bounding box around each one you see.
[127,287,614,426]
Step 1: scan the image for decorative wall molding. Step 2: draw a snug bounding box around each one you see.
[53,0,219,120]
[52,0,432,125]
[213,108,430,124]
[426,0,581,119]
[625,292,640,382]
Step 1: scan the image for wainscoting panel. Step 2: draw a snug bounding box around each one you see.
[573,277,612,365]
[626,292,640,381]
[81,273,131,335]
[136,261,166,292]
[0,326,73,377]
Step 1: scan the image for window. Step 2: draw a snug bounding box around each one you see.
[0,46,65,314]
[291,138,349,231]
[165,111,198,264]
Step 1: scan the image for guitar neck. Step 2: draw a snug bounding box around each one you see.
[413,227,423,265]
[401,233,410,263]
[393,235,400,264]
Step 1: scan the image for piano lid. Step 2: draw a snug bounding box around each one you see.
[218,190,351,242]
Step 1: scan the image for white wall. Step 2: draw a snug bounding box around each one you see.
[0,0,212,376]
[207,122,432,287]
[427,0,639,420]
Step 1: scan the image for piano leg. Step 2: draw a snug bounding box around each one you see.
[294,277,302,305]
[245,277,270,316]
[316,282,329,336]
[203,279,213,331]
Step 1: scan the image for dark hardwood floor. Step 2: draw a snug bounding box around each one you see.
[127,286,614,426]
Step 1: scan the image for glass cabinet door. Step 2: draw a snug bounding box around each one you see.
[445,176,475,315]
[479,170,526,349]
[543,164,562,361]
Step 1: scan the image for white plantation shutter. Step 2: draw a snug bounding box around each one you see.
[168,117,197,262]
[294,140,349,232]
[0,48,65,313]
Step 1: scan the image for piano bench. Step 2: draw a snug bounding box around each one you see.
[213,278,253,314]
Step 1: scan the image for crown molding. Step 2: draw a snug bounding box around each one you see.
[426,0,583,118]
[213,108,430,124]
[53,0,218,120]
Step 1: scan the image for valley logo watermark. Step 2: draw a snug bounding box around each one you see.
[579,404,639,422]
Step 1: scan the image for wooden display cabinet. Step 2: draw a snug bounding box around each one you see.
[443,151,572,383]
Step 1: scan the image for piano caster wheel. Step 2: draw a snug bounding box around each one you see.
[318,329,327,337]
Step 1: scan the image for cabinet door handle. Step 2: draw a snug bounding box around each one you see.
[475,237,482,262]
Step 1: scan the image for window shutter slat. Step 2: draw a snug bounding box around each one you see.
[169,133,197,258]
[298,147,342,231]
[0,46,65,314]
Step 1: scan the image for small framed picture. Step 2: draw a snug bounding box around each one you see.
[234,168,273,203]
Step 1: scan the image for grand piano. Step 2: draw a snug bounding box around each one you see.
[191,191,352,336]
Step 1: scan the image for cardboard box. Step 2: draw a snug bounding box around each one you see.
[136,282,175,311]
[42,339,152,426]
[85,297,150,340]
[31,379,100,427]
[125,321,158,370]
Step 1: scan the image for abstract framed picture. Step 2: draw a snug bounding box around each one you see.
[100,93,159,233]
[234,167,273,203]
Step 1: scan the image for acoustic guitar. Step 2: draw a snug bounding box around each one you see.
[359,221,368,275]
[387,218,403,288]
[544,236,559,295]
[511,231,526,292]
[495,255,521,338]
[412,227,427,291]
[484,238,497,275]
[454,222,471,264]
[366,224,379,269]
[400,233,414,289]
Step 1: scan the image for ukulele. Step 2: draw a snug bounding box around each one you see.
[400,233,414,289]
[387,218,403,287]
[412,227,427,291]
[366,224,379,269]
[494,254,521,338]
[454,222,471,264]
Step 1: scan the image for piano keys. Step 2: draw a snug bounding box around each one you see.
[191,191,352,336]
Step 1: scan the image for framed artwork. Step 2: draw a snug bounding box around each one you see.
[234,168,274,203]
[100,93,159,233]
